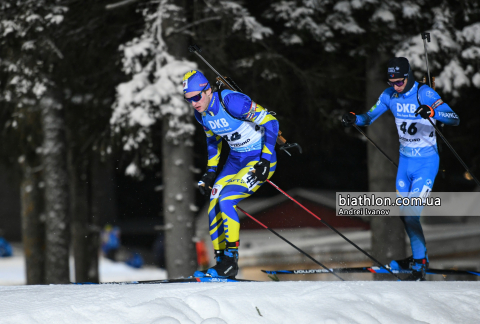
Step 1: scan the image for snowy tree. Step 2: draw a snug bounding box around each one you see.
[0,0,70,284]
[396,5,480,97]
[111,0,198,278]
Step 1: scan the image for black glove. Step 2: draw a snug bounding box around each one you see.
[198,171,216,196]
[253,158,270,182]
[415,105,434,119]
[341,112,356,127]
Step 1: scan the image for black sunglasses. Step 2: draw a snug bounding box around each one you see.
[387,78,407,87]
[184,84,208,103]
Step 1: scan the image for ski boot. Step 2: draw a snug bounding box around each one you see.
[404,258,428,281]
[206,241,239,279]
[389,255,429,270]
[193,250,224,278]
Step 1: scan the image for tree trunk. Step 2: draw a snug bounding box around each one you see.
[69,152,99,283]
[40,90,70,284]
[162,120,197,277]
[365,53,406,271]
[20,163,45,285]
[160,0,197,278]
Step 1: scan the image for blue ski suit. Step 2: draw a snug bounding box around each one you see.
[195,90,279,250]
[355,81,459,260]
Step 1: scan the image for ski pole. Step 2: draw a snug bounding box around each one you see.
[265,180,403,281]
[421,33,480,187]
[352,124,398,168]
[421,32,432,87]
[200,183,343,280]
[236,206,345,281]
[426,119,480,187]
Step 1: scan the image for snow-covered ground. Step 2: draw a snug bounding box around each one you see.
[0,245,167,286]
[2,246,480,323]
[1,280,480,323]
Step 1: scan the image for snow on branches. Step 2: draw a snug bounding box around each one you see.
[397,10,480,96]
[0,1,68,102]
[266,0,480,94]
[220,1,272,41]
[111,1,196,167]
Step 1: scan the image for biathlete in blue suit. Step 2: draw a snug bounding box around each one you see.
[342,57,460,281]
[183,70,279,278]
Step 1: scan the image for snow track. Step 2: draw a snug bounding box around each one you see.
[1,281,479,323]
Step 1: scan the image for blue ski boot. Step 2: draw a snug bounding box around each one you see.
[193,250,224,278]
[404,258,428,281]
[206,242,239,279]
[389,255,429,270]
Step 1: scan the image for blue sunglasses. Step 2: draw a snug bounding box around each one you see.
[184,84,208,103]
[387,77,406,87]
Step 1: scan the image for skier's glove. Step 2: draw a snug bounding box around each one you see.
[341,112,356,127]
[415,105,434,119]
[253,158,270,182]
[198,170,216,196]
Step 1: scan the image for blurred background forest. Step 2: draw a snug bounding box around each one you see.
[1,0,479,283]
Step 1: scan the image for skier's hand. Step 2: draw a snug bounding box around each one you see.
[415,105,434,119]
[198,171,216,196]
[341,112,356,127]
[253,158,270,182]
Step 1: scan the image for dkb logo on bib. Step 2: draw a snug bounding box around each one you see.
[208,118,229,129]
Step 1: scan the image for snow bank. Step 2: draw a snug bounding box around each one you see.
[0,254,167,286]
[0,281,479,324]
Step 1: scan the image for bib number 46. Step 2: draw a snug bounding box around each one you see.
[399,122,417,135]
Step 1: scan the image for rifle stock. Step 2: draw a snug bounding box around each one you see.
[422,76,435,90]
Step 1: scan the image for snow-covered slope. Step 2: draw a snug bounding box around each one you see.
[1,281,479,324]
[0,252,167,286]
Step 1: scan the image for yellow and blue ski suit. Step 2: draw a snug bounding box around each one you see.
[195,90,279,250]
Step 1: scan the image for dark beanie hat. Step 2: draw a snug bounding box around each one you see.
[387,57,410,79]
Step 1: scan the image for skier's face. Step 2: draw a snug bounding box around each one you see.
[185,88,212,113]
[389,77,407,93]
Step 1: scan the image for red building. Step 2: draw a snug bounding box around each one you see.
[238,188,370,230]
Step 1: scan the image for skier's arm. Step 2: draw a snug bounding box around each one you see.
[250,104,279,162]
[433,104,460,126]
[223,92,279,162]
[195,111,222,171]
[356,91,391,126]
[419,87,460,126]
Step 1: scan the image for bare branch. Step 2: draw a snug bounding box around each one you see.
[105,0,140,10]
[44,38,64,59]
[165,16,222,37]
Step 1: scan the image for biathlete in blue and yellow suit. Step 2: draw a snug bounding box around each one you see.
[342,57,460,281]
[183,70,279,278]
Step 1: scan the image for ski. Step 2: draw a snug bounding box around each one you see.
[72,277,256,285]
[262,267,480,277]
